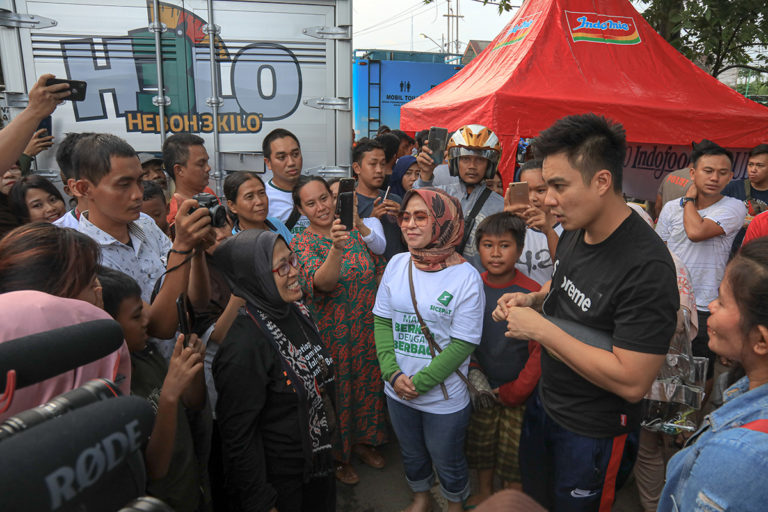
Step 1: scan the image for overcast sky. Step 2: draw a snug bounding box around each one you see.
[352,0,519,54]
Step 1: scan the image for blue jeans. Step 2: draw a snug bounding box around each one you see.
[387,397,472,502]
[519,391,633,512]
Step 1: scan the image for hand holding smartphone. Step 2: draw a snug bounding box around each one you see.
[45,78,87,101]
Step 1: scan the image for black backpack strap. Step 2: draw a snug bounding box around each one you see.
[457,187,492,255]
[285,206,301,230]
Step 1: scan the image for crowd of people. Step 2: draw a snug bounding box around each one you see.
[0,74,767,512]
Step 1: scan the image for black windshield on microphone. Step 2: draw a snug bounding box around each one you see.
[0,319,124,389]
[0,395,153,512]
[0,378,121,441]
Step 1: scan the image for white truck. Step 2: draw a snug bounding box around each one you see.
[0,0,352,188]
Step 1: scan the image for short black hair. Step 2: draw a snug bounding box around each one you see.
[72,133,137,184]
[162,133,205,179]
[98,266,142,319]
[533,114,626,192]
[353,138,385,165]
[9,175,65,222]
[142,180,165,203]
[475,212,526,251]
[690,139,733,167]
[377,125,391,136]
[56,132,94,180]
[519,159,543,174]
[292,175,330,208]
[749,144,768,159]
[376,133,400,162]
[391,129,415,145]
[262,128,300,160]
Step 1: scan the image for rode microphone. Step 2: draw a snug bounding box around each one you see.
[0,319,123,389]
[0,395,153,512]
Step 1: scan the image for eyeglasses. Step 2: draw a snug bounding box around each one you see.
[272,252,300,277]
[398,210,431,227]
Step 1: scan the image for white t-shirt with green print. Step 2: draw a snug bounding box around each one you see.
[373,252,484,414]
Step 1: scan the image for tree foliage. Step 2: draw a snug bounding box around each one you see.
[639,0,768,77]
[424,0,768,77]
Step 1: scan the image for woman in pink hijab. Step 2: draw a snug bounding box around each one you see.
[373,188,485,512]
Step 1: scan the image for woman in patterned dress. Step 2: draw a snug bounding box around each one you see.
[290,175,388,485]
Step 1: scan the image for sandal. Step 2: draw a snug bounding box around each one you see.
[335,462,360,485]
[353,444,385,469]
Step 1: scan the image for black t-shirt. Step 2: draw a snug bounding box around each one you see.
[540,211,678,438]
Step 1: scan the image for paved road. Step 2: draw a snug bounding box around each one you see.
[337,428,644,512]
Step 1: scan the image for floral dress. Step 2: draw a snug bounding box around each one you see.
[291,228,388,462]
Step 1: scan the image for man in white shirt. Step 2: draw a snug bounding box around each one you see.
[656,139,747,376]
[263,128,309,234]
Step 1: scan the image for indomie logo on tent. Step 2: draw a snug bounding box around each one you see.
[492,12,540,50]
[565,11,641,45]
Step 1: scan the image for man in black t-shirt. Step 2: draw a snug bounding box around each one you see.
[493,114,678,512]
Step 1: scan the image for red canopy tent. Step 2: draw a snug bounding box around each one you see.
[399,0,768,189]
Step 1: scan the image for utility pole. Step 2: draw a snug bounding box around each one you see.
[443,0,464,54]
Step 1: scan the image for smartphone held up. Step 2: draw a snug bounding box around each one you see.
[506,181,529,207]
[336,178,355,231]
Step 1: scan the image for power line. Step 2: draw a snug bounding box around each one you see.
[354,1,436,36]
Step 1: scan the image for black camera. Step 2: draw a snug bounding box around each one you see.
[191,192,228,228]
[0,378,120,441]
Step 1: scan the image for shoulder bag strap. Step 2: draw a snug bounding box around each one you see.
[457,187,492,255]
[408,261,479,399]
[285,206,301,230]
[744,178,752,202]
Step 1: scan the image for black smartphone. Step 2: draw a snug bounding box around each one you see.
[45,78,87,101]
[176,293,191,344]
[36,115,52,135]
[338,177,355,194]
[427,127,449,166]
[337,192,354,231]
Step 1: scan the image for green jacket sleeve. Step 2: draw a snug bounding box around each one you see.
[374,315,399,383]
[411,338,476,394]
[18,153,33,176]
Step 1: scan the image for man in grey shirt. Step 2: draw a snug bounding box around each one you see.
[415,124,504,269]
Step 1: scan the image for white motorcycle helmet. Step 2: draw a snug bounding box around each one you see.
[446,124,502,179]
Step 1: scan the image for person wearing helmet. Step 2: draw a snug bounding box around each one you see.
[415,124,505,270]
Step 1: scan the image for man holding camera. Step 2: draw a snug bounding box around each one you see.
[74,133,212,339]
[162,133,219,227]
[415,124,504,270]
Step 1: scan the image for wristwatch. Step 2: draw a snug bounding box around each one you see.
[680,197,695,207]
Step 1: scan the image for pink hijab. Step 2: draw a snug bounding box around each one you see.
[0,290,131,421]
[402,188,466,271]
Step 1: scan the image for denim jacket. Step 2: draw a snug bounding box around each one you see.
[659,376,768,512]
